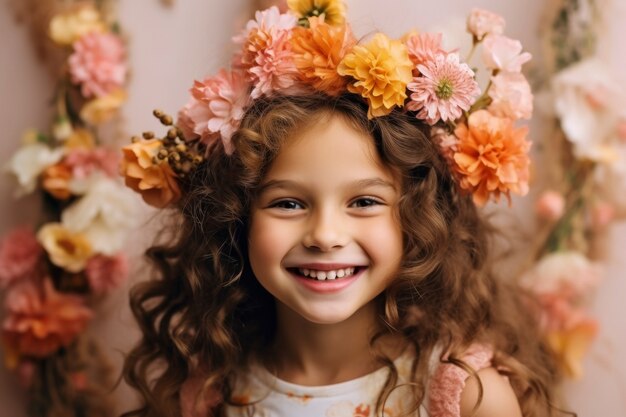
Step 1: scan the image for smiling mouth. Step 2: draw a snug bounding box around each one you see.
[288,267,365,281]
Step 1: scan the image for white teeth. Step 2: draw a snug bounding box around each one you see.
[297,267,358,280]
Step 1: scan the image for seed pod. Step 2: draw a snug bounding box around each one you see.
[167,128,178,139]
[142,131,155,139]
[160,115,173,126]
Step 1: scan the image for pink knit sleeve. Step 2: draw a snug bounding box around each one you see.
[427,344,493,417]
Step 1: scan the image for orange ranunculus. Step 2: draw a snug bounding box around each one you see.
[546,319,598,379]
[120,139,181,208]
[2,279,92,358]
[42,162,73,200]
[291,16,356,95]
[452,110,531,206]
[338,33,413,119]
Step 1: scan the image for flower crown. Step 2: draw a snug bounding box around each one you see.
[121,1,533,208]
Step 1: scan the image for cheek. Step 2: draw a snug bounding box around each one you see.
[248,216,294,268]
[361,218,403,264]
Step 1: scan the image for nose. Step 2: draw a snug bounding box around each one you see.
[302,208,348,252]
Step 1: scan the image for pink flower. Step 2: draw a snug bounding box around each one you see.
[246,29,300,99]
[180,69,250,154]
[520,251,601,300]
[85,253,129,294]
[69,32,126,98]
[64,148,120,178]
[535,190,565,221]
[237,7,300,98]
[591,202,615,228]
[16,360,36,389]
[404,33,448,69]
[0,227,43,287]
[482,34,531,73]
[467,9,505,40]
[407,54,480,125]
[2,279,93,357]
[488,72,533,120]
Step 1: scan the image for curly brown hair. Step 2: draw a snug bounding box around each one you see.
[121,93,562,417]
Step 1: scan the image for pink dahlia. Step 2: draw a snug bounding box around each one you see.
[64,147,120,178]
[180,69,250,154]
[0,227,43,287]
[69,32,126,98]
[85,253,129,294]
[2,279,93,357]
[407,53,480,125]
[404,32,449,69]
[237,7,300,98]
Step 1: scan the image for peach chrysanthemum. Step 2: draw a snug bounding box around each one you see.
[407,53,480,125]
[452,110,531,206]
[287,0,346,27]
[68,32,126,98]
[291,16,356,95]
[2,278,92,358]
[338,33,413,119]
[183,69,250,154]
[237,7,299,99]
[404,32,448,69]
[120,139,181,208]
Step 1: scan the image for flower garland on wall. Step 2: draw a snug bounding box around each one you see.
[522,0,624,380]
[1,1,136,415]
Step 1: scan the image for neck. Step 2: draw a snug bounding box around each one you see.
[266,299,404,386]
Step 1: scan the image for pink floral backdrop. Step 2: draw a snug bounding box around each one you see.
[1,1,625,416]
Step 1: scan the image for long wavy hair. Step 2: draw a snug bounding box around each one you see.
[122,93,562,417]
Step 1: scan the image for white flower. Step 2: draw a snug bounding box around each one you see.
[6,143,64,196]
[551,57,623,162]
[61,176,138,255]
[520,251,601,297]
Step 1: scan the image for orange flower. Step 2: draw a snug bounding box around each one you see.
[452,110,531,206]
[546,319,598,379]
[338,33,413,118]
[42,162,73,200]
[120,139,181,208]
[291,16,356,95]
[2,279,92,358]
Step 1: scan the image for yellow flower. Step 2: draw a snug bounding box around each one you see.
[338,33,413,118]
[49,4,106,46]
[287,0,346,26]
[63,128,96,150]
[546,320,598,379]
[37,223,92,273]
[80,89,127,125]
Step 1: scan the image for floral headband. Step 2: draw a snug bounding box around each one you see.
[121,1,533,208]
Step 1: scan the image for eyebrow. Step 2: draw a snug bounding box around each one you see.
[257,178,398,194]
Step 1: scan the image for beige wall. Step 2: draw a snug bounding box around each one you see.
[0,1,624,416]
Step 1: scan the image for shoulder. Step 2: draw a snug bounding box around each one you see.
[460,367,522,417]
[427,344,522,417]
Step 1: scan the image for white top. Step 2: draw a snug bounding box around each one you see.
[224,350,432,417]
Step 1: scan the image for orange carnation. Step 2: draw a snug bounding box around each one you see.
[338,33,413,118]
[42,162,73,200]
[120,139,181,208]
[452,110,531,206]
[291,17,356,95]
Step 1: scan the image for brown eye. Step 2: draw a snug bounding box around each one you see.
[269,200,304,210]
[350,198,381,208]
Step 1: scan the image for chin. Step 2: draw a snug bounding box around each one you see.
[290,302,363,325]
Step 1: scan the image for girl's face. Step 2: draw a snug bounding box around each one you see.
[248,114,403,325]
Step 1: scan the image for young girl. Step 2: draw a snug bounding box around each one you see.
[121,4,562,417]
